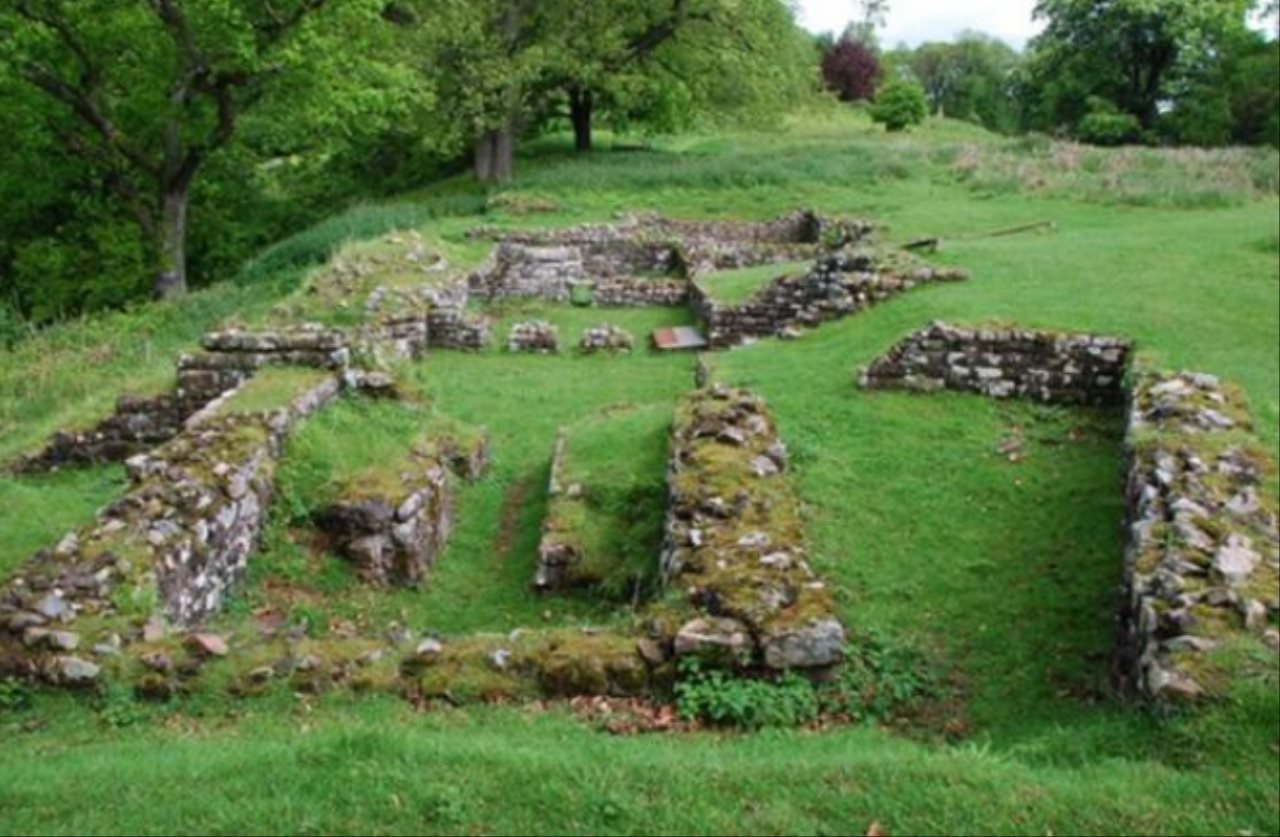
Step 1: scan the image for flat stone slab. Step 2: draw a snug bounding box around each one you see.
[652,327,709,352]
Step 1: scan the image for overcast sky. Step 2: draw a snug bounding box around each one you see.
[796,0,1045,49]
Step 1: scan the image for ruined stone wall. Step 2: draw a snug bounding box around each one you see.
[695,254,969,350]
[579,324,637,355]
[0,375,341,685]
[315,453,454,589]
[535,431,577,592]
[1116,372,1279,702]
[858,325,1277,703]
[177,325,349,417]
[12,326,351,475]
[859,322,1131,406]
[508,321,559,354]
[469,241,687,305]
[467,212,873,308]
[11,394,187,474]
[591,278,690,307]
[660,387,846,671]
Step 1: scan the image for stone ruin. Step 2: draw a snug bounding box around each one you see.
[860,322,1279,703]
[6,212,1270,710]
[692,253,968,350]
[1117,372,1279,701]
[314,450,454,589]
[579,324,636,355]
[859,321,1131,405]
[507,321,560,354]
[661,387,846,671]
[0,373,341,686]
[468,211,850,308]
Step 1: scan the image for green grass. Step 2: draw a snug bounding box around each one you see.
[0,466,126,578]
[0,687,1275,836]
[211,367,336,418]
[1,109,1278,835]
[544,404,671,598]
[699,260,815,304]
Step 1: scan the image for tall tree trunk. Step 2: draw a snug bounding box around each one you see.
[570,87,594,153]
[492,120,514,185]
[474,132,497,183]
[153,188,188,300]
[473,119,516,185]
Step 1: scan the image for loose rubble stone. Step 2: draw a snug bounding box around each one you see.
[579,324,636,354]
[55,656,101,686]
[186,633,230,658]
[508,321,560,354]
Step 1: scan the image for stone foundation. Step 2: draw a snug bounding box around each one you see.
[315,451,453,589]
[10,394,187,474]
[859,324,1277,703]
[0,374,341,685]
[859,322,1131,406]
[579,324,636,355]
[535,431,578,591]
[508,321,559,354]
[693,254,969,350]
[1116,372,1279,702]
[660,387,846,671]
[468,211,874,309]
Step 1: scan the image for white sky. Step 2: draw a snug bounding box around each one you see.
[796,0,1045,49]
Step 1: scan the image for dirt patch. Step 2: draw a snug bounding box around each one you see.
[496,475,538,560]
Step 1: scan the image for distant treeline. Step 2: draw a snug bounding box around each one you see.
[819,1,1280,148]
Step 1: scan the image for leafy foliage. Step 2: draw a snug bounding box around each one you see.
[674,635,940,730]
[1024,0,1273,144]
[675,658,821,730]
[821,38,880,103]
[892,34,1022,133]
[870,79,929,131]
[1078,98,1145,146]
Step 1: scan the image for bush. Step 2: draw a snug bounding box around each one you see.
[870,81,929,132]
[821,39,881,103]
[1077,99,1143,147]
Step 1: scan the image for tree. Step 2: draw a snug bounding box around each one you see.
[538,0,814,153]
[408,0,814,180]
[845,0,889,48]
[869,78,927,131]
[909,33,1020,131]
[1027,0,1255,137]
[822,38,881,102]
[0,0,376,300]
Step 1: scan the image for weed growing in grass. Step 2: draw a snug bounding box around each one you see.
[0,678,33,713]
[675,658,821,730]
[674,633,942,731]
[95,682,148,729]
[290,604,330,639]
[826,633,942,723]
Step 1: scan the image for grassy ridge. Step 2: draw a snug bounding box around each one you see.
[0,691,1276,836]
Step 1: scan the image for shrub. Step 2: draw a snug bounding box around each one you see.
[821,39,881,103]
[1077,99,1143,147]
[870,81,929,132]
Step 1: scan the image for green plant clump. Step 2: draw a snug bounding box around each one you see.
[871,81,929,132]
